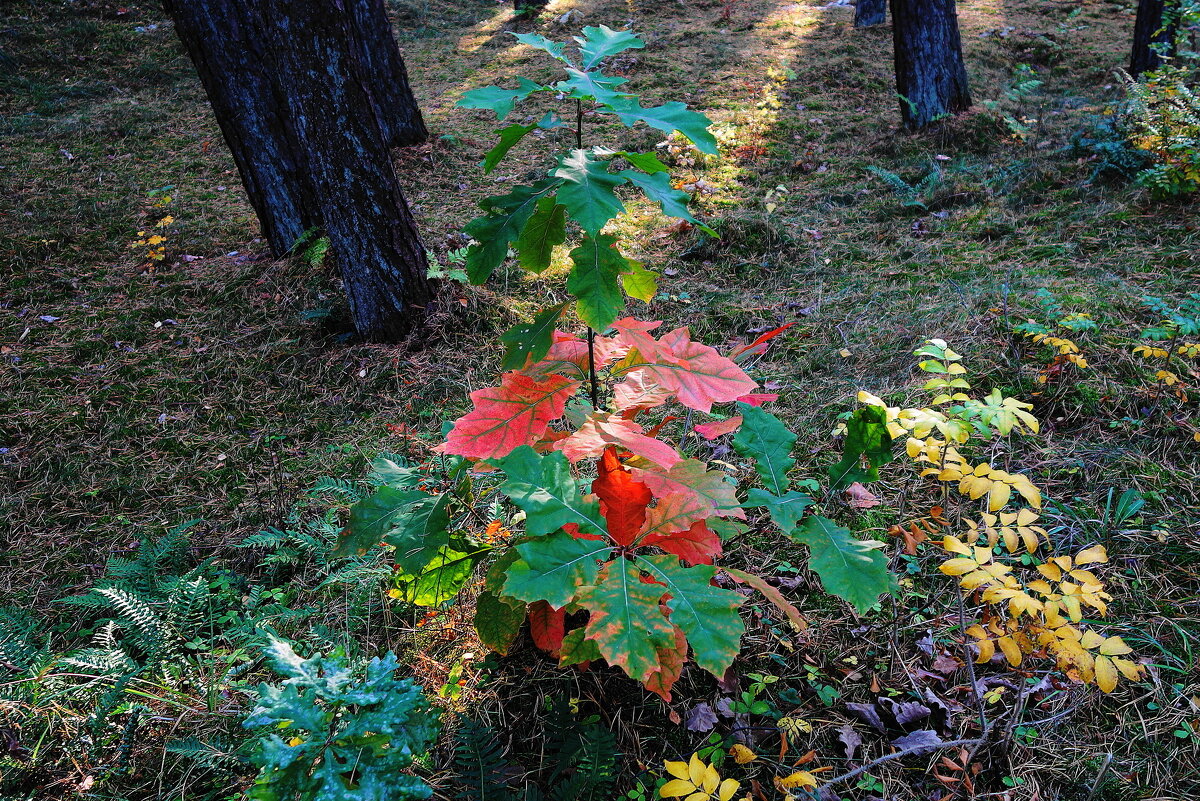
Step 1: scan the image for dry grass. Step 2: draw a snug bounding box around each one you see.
[2,0,1199,798]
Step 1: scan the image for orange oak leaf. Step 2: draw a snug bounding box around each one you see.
[592,447,653,547]
[632,459,746,520]
[638,491,713,544]
[643,622,688,702]
[694,416,743,440]
[724,567,808,632]
[618,325,757,413]
[557,413,682,468]
[437,371,580,459]
[642,519,722,565]
[528,600,565,656]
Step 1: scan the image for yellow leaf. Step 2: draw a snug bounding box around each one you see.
[665,760,691,781]
[1094,655,1118,693]
[287,737,303,747]
[1099,636,1133,656]
[688,754,707,787]
[776,771,818,789]
[987,481,1012,511]
[1073,545,1108,565]
[1112,657,1143,681]
[660,781,695,798]
[998,636,1023,666]
[717,778,740,801]
[940,558,979,576]
[730,744,757,764]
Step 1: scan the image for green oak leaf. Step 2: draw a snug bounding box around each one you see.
[605,98,719,155]
[334,486,428,557]
[511,32,570,63]
[636,554,745,678]
[617,170,715,234]
[826,405,894,490]
[555,67,633,107]
[516,196,567,274]
[483,123,535,174]
[502,530,612,607]
[464,179,561,283]
[620,258,658,303]
[499,301,570,370]
[567,233,628,331]
[577,557,677,682]
[383,492,453,575]
[616,151,670,173]
[474,591,526,655]
[791,515,892,613]
[458,77,546,120]
[494,447,606,536]
[552,148,628,235]
[558,627,603,666]
[745,488,814,535]
[575,25,645,70]
[392,546,482,607]
[732,403,797,496]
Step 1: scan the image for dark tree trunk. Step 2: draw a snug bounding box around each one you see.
[513,0,550,13]
[164,0,436,340]
[855,0,887,28]
[348,0,428,147]
[259,0,436,340]
[889,0,972,130]
[163,0,314,255]
[1130,0,1175,77]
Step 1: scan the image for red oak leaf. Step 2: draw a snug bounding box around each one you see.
[638,492,712,544]
[437,371,580,459]
[613,372,673,415]
[591,447,652,546]
[557,413,682,468]
[632,459,746,520]
[644,622,688,702]
[729,322,797,360]
[528,600,565,656]
[736,393,779,407]
[694,416,743,440]
[642,519,722,565]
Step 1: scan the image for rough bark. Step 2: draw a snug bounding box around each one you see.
[1130,0,1175,77]
[260,0,436,340]
[164,0,437,340]
[855,0,887,28]
[162,0,314,255]
[513,0,550,12]
[889,0,972,130]
[348,0,428,146]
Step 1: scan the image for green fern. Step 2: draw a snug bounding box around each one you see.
[866,165,941,210]
[453,717,516,801]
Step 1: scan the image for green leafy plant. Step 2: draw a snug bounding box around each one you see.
[243,637,438,801]
[865,164,942,210]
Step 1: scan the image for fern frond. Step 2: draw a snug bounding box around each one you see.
[453,717,515,801]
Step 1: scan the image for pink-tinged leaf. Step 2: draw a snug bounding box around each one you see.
[637,492,712,544]
[529,600,565,656]
[694,416,743,440]
[611,317,664,357]
[557,413,682,468]
[724,567,808,632]
[845,482,881,509]
[632,459,746,519]
[525,331,625,380]
[620,327,757,413]
[437,372,580,459]
[729,322,797,361]
[643,623,688,702]
[613,372,673,414]
[642,519,722,565]
[592,447,652,547]
[736,393,779,407]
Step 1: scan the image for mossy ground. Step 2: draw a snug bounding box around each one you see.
[1,0,1197,799]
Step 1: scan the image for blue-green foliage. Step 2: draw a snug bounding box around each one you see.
[244,638,439,801]
[1141,293,1200,340]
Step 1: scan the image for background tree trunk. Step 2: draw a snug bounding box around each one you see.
[513,0,550,13]
[889,0,972,130]
[165,0,436,339]
[855,0,887,28]
[1130,0,1174,77]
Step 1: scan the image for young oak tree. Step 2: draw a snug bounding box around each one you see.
[164,0,435,340]
[888,0,972,129]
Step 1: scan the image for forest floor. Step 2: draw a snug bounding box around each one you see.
[2,0,1198,799]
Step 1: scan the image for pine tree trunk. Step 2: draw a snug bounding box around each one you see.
[348,0,428,147]
[855,0,887,28]
[513,0,550,13]
[164,0,437,340]
[889,0,972,130]
[260,0,436,340]
[1130,0,1175,77]
[163,0,314,256]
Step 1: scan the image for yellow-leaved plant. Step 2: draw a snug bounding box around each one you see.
[860,340,1143,693]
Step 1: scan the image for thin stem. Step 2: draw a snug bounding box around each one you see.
[575,98,583,149]
[586,328,600,408]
